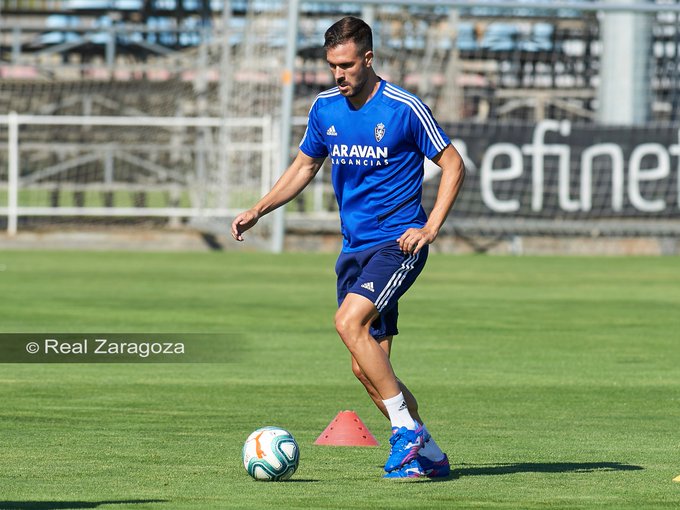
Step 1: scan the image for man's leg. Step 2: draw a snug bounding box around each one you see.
[335,292,425,472]
[350,338,450,478]
[335,244,427,401]
[350,336,423,424]
[335,293,402,404]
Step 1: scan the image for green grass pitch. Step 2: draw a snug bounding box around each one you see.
[0,250,679,509]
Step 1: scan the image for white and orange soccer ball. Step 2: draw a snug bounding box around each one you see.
[242,427,300,481]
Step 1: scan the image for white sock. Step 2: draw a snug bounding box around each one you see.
[382,392,416,430]
[419,425,445,462]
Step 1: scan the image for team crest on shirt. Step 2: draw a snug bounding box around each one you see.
[374,123,386,142]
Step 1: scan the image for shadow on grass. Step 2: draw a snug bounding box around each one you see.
[279,479,320,483]
[453,462,643,478]
[0,500,167,510]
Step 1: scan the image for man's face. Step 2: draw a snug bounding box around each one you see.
[326,41,372,98]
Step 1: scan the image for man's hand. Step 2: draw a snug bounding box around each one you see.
[397,226,438,254]
[397,145,465,255]
[231,209,260,242]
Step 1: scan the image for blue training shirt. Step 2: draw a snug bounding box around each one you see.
[299,79,451,253]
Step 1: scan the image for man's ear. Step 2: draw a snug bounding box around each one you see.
[364,50,374,68]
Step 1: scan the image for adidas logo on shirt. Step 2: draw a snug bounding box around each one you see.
[326,125,338,136]
[361,282,375,292]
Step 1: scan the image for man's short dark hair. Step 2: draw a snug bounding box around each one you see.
[324,16,373,54]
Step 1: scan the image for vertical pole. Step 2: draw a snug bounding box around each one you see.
[104,146,114,184]
[272,0,299,253]
[8,112,19,236]
[262,115,273,198]
[362,6,376,33]
[196,24,210,214]
[12,27,21,64]
[313,167,324,212]
[219,3,232,210]
[597,0,652,125]
[106,25,115,71]
[440,8,463,123]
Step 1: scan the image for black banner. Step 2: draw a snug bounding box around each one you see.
[428,120,680,226]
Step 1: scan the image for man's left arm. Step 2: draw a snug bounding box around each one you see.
[397,144,466,254]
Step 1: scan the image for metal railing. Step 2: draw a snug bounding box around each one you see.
[0,112,276,236]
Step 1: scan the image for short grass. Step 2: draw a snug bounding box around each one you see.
[0,189,192,209]
[0,189,328,212]
[0,251,679,509]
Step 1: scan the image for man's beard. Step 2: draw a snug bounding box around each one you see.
[338,75,367,98]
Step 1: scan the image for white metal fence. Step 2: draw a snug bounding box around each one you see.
[0,113,277,242]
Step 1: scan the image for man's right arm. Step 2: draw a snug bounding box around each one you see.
[231,150,326,242]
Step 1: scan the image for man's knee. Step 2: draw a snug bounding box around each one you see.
[334,308,363,341]
[334,309,350,337]
[334,294,378,341]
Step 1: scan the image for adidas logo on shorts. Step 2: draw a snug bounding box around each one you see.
[326,125,338,136]
[361,282,375,292]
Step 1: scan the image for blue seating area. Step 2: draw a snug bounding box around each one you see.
[40,15,82,45]
[460,21,554,53]
[30,3,213,52]
[11,2,563,62]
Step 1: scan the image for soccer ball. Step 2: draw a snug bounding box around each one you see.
[242,426,300,481]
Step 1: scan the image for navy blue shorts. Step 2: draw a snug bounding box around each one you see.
[335,241,429,340]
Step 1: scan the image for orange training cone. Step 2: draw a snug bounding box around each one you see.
[314,410,380,446]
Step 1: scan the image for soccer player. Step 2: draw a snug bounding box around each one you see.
[231,16,465,479]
